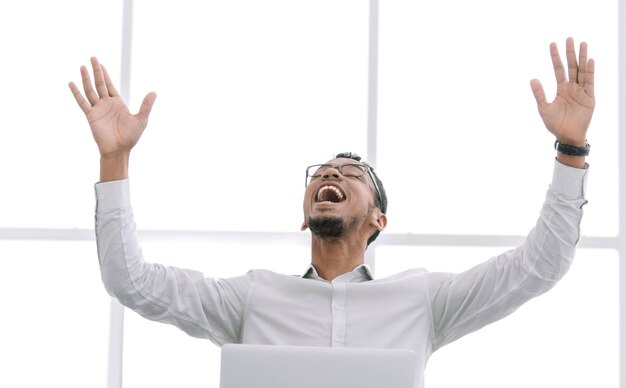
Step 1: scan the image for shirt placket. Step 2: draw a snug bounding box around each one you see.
[330,281,347,347]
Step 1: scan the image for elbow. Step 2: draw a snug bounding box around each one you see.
[101,271,137,303]
[526,209,581,286]
[98,248,151,306]
[522,240,576,293]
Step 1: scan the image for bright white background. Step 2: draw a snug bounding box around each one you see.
[0,0,620,387]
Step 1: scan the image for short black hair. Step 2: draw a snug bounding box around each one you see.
[335,152,387,247]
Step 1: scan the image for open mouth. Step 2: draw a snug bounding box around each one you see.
[316,185,346,204]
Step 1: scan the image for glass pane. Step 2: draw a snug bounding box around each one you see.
[377,0,618,236]
[0,1,123,229]
[129,0,369,232]
[123,239,310,387]
[375,247,619,388]
[0,240,110,388]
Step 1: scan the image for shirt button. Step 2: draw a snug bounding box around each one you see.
[334,336,344,342]
[333,304,342,310]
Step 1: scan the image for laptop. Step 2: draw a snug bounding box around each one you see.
[219,344,417,388]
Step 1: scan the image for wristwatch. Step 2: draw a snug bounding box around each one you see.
[554,140,590,156]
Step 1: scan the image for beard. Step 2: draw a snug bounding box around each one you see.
[307,214,367,240]
[307,216,345,239]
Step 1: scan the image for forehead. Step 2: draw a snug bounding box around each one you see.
[323,157,363,166]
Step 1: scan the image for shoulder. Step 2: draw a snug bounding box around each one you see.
[372,268,430,283]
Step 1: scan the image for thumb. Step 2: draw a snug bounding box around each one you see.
[136,92,157,121]
[529,79,548,110]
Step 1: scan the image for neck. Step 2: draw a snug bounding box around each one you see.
[310,235,366,281]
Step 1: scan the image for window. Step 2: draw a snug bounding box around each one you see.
[1,1,621,387]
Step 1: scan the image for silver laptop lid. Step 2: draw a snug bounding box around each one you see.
[220,344,416,388]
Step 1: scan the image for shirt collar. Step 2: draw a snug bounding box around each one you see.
[302,263,374,283]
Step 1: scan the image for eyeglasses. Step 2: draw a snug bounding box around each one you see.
[305,163,383,208]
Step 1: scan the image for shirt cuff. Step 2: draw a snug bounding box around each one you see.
[551,159,588,199]
[95,179,131,212]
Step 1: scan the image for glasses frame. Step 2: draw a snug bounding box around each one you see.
[305,163,383,209]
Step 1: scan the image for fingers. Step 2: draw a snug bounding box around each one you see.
[585,58,595,99]
[529,79,548,110]
[565,37,578,83]
[101,65,120,97]
[68,81,92,115]
[577,41,588,86]
[552,38,594,89]
[74,57,118,109]
[136,92,158,121]
[71,58,158,121]
[80,64,99,106]
[550,42,566,85]
[91,57,110,99]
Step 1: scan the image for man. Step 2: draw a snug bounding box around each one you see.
[69,37,594,387]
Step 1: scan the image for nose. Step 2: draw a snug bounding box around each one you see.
[322,166,342,180]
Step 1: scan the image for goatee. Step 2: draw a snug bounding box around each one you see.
[307,216,345,239]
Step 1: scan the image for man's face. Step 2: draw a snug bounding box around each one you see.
[302,158,380,239]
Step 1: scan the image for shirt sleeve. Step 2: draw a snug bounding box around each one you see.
[426,160,588,351]
[94,179,251,345]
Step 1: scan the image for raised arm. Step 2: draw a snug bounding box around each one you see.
[71,59,250,344]
[530,37,595,168]
[429,38,593,350]
[68,57,157,181]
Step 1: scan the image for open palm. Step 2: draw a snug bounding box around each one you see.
[69,57,157,157]
[530,38,595,145]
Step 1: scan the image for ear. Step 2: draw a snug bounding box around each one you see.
[370,209,387,232]
[301,221,308,231]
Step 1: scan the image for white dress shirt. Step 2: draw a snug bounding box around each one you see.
[94,160,588,388]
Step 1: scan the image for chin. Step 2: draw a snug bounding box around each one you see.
[307,215,345,239]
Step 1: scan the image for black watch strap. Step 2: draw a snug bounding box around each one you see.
[554,140,590,156]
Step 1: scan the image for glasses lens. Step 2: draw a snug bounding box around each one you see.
[310,165,327,176]
[306,164,326,186]
[341,164,366,177]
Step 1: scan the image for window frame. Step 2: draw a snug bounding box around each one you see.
[0,0,622,387]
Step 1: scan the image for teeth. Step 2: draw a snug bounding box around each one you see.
[317,185,344,202]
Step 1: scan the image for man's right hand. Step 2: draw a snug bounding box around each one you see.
[69,57,157,181]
